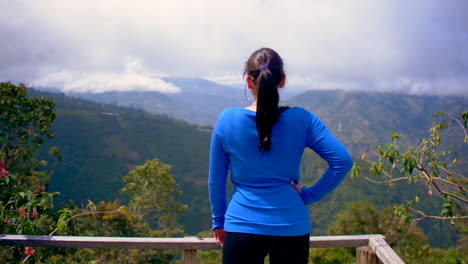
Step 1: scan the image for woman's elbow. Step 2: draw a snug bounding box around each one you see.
[343,154,354,172]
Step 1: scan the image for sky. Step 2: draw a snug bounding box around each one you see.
[1,0,467,95]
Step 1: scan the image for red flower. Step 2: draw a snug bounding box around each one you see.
[31,208,39,218]
[19,208,28,218]
[24,247,34,256]
[0,168,8,178]
[1,217,7,224]
[427,190,433,196]
[0,159,9,178]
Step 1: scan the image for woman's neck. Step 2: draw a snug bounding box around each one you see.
[245,101,257,111]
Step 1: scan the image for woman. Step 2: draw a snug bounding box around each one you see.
[208,47,353,264]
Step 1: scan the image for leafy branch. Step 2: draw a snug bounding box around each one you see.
[350,110,468,224]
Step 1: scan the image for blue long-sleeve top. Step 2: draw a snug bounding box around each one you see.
[208,107,353,236]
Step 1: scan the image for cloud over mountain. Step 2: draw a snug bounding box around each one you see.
[1,0,467,95]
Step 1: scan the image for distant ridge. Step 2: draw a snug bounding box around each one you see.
[283,89,466,155]
[39,77,249,126]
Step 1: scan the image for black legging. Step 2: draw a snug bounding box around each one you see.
[222,232,310,264]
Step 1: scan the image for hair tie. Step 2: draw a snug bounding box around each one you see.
[260,64,269,70]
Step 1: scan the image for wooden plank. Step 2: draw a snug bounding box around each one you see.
[0,234,386,249]
[368,237,405,264]
[309,235,384,248]
[183,249,197,264]
[0,235,220,250]
[2,234,405,263]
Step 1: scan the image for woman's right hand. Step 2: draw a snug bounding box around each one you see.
[214,229,226,247]
[291,181,302,195]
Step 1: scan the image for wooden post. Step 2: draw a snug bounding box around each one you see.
[184,249,197,264]
[356,246,382,264]
[368,237,405,264]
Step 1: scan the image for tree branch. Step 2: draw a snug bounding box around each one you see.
[21,254,33,264]
[361,175,408,184]
[410,208,468,222]
[49,208,122,236]
[440,166,468,182]
[446,113,468,139]
[431,175,468,193]
[416,166,468,203]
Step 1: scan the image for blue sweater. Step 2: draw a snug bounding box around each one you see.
[208,107,353,236]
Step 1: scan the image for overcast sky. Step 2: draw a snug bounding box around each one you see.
[1,0,467,95]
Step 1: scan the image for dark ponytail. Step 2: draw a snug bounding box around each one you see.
[243,48,286,153]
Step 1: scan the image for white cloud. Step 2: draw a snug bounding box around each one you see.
[1,0,467,95]
[33,58,180,93]
[286,74,363,91]
[378,76,468,96]
[204,73,244,86]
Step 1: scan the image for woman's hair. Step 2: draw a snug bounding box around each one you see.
[243,47,286,153]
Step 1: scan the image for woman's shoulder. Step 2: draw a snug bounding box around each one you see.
[281,107,325,127]
[282,106,314,118]
[216,108,254,124]
[219,107,255,117]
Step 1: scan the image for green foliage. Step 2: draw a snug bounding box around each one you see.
[40,200,176,264]
[329,201,381,235]
[197,249,223,264]
[352,111,468,225]
[0,82,61,262]
[0,82,56,190]
[308,248,354,264]
[326,201,468,264]
[38,159,189,263]
[122,158,187,236]
[299,149,459,248]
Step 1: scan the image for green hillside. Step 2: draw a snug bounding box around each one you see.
[28,88,464,247]
[29,89,213,233]
[283,90,466,155]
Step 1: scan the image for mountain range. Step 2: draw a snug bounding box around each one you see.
[30,79,467,247]
[40,77,467,156]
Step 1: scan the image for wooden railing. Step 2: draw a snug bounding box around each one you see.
[0,234,404,263]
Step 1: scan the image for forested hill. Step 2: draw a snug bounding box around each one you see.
[28,89,213,234]
[28,88,464,247]
[283,90,467,155]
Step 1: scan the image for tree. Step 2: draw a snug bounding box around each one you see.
[0,82,57,191]
[121,158,187,237]
[328,201,380,236]
[327,201,467,264]
[0,82,60,262]
[0,82,58,230]
[350,111,468,225]
[31,157,189,264]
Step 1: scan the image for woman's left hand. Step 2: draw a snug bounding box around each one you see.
[214,229,226,247]
[291,181,302,195]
